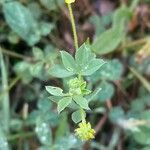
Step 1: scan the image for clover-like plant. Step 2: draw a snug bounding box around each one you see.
[46,0,105,141]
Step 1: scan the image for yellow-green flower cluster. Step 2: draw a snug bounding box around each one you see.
[65,0,75,4]
[75,121,95,141]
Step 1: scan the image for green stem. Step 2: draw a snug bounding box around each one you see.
[0,47,32,60]
[0,75,21,100]
[0,51,9,133]
[67,3,78,50]
[130,67,150,92]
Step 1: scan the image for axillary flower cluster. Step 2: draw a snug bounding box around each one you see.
[68,77,95,140]
[75,121,95,141]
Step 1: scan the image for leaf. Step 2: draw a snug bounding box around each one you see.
[39,22,54,36]
[89,14,112,36]
[0,129,9,150]
[32,47,44,60]
[81,59,105,76]
[75,43,105,75]
[73,96,90,110]
[112,5,131,28]
[29,62,43,77]
[35,121,52,146]
[109,107,125,123]
[58,97,72,113]
[142,147,150,150]
[132,127,150,145]
[54,134,81,150]
[37,146,50,150]
[91,27,125,55]
[90,59,123,82]
[37,99,52,111]
[40,0,64,11]
[75,44,94,71]
[45,86,64,96]
[91,6,132,55]
[61,51,77,72]
[71,110,86,123]
[97,81,115,102]
[49,64,75,78]
[3,1,40,46]
[75,44,93,67]
[86,86,102,102]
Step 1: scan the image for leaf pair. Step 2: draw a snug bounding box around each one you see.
[46,86,90,113]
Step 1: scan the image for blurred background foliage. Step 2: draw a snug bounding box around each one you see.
[0,0,150,149]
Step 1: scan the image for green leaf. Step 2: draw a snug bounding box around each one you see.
[142,147,150,150]
[73,96,90,110]
[97,81,115,102]
[49,96,62,103]
[35,121,52,146]
[91,6,132,55]
[37,146,50,150]
[28,2,42,19]
[61,51,77,73]
[92,27,125,55]
[45,86,64,96]
[0,129,9,150]
[132,127,150,145]
[37,99,52,111]
[86,86,102,102]
[75,43,105,75]
[3,1,40,46]
[109,107,125,123]
[112,5,131,28]
[40,0,64,11]
[32,47,44,60]
[49,64,75,78]
[29,62,43,77]
[90,59,123,82]
[82,59,105,76]
[75,44,93,68]
[71,110,86,123]
[89,14,112,36]
[58,97,72,113]
[54,134,81,150]
[39,22,54,36]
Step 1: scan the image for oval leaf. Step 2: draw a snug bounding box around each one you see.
[73,96,90,110]
[58,97,72,113]
[45,86,64,96]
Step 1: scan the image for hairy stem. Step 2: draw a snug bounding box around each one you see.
[67,3,78,50]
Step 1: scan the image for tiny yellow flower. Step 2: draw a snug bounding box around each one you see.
[65,0,75,4]
[75,122,95,141]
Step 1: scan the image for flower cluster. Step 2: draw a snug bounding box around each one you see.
[75,121,95,141]
[65,0,75,4]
